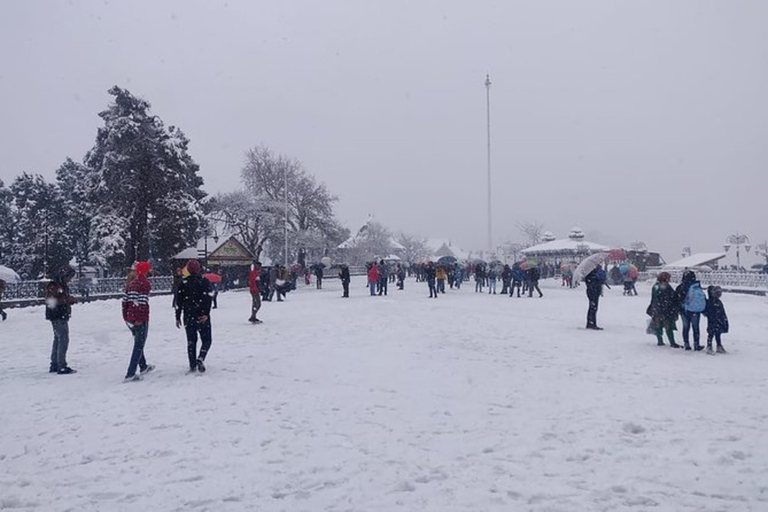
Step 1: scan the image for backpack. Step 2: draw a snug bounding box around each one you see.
[684,282,706,312]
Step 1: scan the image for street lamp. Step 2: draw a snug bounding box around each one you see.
[681,246,691,258]
[723,233,751,270]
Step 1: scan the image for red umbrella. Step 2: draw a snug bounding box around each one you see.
[203,273,222,283]
[607,248,626,262]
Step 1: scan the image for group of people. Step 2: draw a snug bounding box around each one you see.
[365,260,406,297]
[42,259,216,380]
[646,270,729,354]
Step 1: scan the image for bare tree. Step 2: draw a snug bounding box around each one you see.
[210,191,277,260]
[517,221,546,247]
[395,232,431,264]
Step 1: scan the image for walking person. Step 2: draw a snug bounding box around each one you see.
[46,265,78,374]
[425,261,438,298]
[315,264,324,290]
[339,264,351,298]
[646,272,680,347]
[474,265,485,293]
[527,266,543,298]
[584,266,608,330]
[676,270,706,351]
[510,264,524,297]
[248,261,263,323]
[453,264,462,290]
[704,285,729,355]
[175,259,214,373]
[122,261,154,381]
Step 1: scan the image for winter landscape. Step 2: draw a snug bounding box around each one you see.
[2,279,767,511]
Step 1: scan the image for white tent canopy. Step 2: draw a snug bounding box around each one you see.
[520,239,610,257]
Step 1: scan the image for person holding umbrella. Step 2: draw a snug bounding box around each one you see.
[584,266,609,330]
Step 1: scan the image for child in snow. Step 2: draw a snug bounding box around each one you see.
[704,286,729,355]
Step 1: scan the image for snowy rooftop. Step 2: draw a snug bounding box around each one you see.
[663,252,727,269]
[426,239,469,260]
[520,238,610,256]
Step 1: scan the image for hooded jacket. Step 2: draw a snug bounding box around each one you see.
[123,273,151,324]
[45,267,76,321]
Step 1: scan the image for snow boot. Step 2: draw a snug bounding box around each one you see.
[683,342,692,351]
[669,342,682,349]
[124,374,141,382]
[693,343,705,352]
[196,358,206,373]
[57,366,77,375]
[716,345,727,354]
[49,363,59,373]
[706,346,716,355]
[656,338,665,347]
[140,364,155,375]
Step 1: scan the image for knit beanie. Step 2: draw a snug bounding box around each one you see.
[135,261,151,276]
[186,259,201,275]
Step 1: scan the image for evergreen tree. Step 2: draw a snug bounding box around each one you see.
[83,86,206,272]
[0,180,12,264]
[7,173,71,278]
[55,158,94,273]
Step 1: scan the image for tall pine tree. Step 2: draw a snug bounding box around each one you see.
[83,86,206,271]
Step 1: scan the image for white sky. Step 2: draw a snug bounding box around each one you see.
[1,0,766,265]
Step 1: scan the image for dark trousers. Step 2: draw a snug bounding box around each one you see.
[50,319,70,368]
[707,332,722,348]
[378,278,388,296]
[126,322,149,377]
[185,317,212,369]
[212,291,218,309]
[510,281,521,297]
[342,281,350,297]
[528,280,542,297]
[316,277,322,289]
[427,278,437,297]
[586,292,600,328]
[249,293,262,320]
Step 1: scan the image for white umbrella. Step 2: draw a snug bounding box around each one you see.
[0,265,22,283]
[573,252,609,283]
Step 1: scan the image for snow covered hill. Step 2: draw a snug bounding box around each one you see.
[1,279,767,511]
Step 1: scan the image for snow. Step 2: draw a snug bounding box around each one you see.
[2,280,767,511]
[520,239,611,257]
[663,253,727,269]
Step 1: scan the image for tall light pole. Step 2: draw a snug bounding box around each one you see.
[485,74,492,256]
[724,233,751,270]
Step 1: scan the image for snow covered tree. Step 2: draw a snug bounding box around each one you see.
[83,86,206,271]
[210,191,277,261]
[517,221,546,247]
[395,232,431,264]
[240,145,347,265]
[55,158,94,273]
[7,173,71,278]
[0,180,12,264]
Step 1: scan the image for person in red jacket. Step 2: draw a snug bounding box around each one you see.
[248,260,263,324]
[122,261,154,381]
[367,262,379,296]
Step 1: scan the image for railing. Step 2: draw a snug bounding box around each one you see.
[1,276,175,307]
[639,270,768,294]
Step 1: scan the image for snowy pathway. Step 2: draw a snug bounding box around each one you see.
[1,279,767,511]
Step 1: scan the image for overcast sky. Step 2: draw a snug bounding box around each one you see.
[1,0,766,265]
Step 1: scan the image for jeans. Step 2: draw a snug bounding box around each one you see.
[378,278,388,296]
[369,282,376,296]
[489,278,497,294]
[437,279,445,293]
[126,322,149,377]
[342,281,350,297]
[427,278,437,297]
[50,319,70,368]
[185,316,212,369]
[681,310,701,346]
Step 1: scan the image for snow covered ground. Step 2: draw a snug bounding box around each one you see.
[1,278,767,511]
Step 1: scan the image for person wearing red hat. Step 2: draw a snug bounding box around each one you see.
[174,259,214,373]
[122,261,154,381]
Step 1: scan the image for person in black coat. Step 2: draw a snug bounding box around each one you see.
[646,272,680,347]
[339,264,351,298]
[425,262,438,298]
[704,285,729,354]
[175,259,214,373]
[527,267,543,298]
[584,266,608,330]
[45,265,78,374]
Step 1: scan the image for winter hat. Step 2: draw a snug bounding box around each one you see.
[135,261,151,276]
[186,259,201,275]
[657,272,671,283]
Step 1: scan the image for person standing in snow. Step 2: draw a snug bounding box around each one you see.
[435,265,447,294]
[500,264,512,295]
[704,285,729,355]
[584,266,608,330]
[248,261,263,323]
[367,262,379,296]
[453,264,463,290]
[378,260,389,296]
[396,264,406,290]
[122,261,154,381]
[0,279,7,321]
[510,264,524,298]
[339,264,351,298]
[45,265,78,374]
[425,261,438,298]
[315,265,324,290]
[175,259,214,373]
[646,272,680,347]
[676,270,706,351]
[474,265,485,293]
